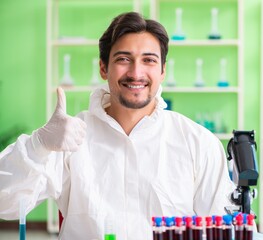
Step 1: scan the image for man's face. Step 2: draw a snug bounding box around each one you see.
[100,32,166,110]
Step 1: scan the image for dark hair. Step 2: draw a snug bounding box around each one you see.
[99,12,169,72]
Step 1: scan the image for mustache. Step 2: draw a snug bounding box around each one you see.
[119,77,150,84]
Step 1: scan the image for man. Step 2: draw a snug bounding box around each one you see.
[0,12,235,239]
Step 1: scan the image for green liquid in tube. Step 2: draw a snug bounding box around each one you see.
[104,233,116,240]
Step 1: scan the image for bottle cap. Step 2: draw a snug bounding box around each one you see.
[175,217,183,227]
[205,216,213,226]
[195,216,202,227]
[155,217,163,227]
[215,216,223,226]
[236,214,243,226]
[165,217,174,227]
[185,216,192,227]
[223,215,233,225]
[247,214,255,226]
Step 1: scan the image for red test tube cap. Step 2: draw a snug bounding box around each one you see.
[205,216,213,226]
[247,214,254,226]
[236,214,243,226]
[175,217,183,227]
[215,216,222,226]
[195,216,203,227]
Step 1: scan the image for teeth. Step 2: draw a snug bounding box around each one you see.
[127,85,144,89]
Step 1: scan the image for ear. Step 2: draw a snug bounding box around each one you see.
[99,59,108,80]
[160,63,166,83]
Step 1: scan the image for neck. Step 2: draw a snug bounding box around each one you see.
[106,101,156,135]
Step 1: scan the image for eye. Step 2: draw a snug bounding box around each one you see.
[115,57,130,63]
[143,58,158,64]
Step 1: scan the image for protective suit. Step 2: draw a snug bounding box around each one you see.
[0,84,235,240]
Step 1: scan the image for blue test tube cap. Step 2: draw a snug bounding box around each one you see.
[212,215,216,224]
[243,213,248,224]
[155,217,163,227]
[182,216,187,224]
[192,215,197,225]
[223,215,233,225]
[165,217,174,227]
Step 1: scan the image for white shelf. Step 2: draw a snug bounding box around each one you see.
[51,39,239,47]
[162,86,239,93]
[54,85,239,93]
[169,39,240,47]
[51,39,98,46]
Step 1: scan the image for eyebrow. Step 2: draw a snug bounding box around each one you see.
[113,51,160,58]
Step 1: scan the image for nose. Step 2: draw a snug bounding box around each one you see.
[126,61,145,80]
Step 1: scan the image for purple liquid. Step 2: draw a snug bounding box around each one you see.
[235,230,244,240]
[206,227,214,240]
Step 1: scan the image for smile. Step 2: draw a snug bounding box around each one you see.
[127,85,145,89]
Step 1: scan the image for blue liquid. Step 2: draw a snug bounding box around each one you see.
[208,34,221,40]
[19,224,26,240]
[217,81,229,87]
[171,35,186,40]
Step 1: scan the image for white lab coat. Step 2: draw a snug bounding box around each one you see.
[0,84,235,240]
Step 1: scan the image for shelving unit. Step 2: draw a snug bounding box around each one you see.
[150,0,244,140]
[46,0,142,233]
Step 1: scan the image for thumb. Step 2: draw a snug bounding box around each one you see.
[55,87,67,114]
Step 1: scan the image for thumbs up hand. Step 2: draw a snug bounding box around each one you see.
[36,87,87,152]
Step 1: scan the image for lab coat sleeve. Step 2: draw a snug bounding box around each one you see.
[0,131,66,220]
[193,133,236,216]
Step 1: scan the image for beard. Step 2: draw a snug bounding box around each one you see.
[119,94,151,109]
[117,77,153,109]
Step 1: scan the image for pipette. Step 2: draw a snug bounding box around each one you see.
[19,199,26,240]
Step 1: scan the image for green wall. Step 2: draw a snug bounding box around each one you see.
[0,0,261,223]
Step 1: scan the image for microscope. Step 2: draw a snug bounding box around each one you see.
[226,130,259,215]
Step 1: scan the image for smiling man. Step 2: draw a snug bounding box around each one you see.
[0,12,235,240]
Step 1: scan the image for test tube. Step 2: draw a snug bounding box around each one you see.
[235,213,244,240]
[154,217,164,240]
[165,217,175,240]
[104,216,116,240]
[175,217,184,240]
[19,199,26,240]
[222,215,232,240]
[194,216,203,240]
[152,217,156,240]
[205,216,214,240]
[184,216,193,240]
[243,213,248,239]
[214,216,223,240]
[245,214,254,240]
